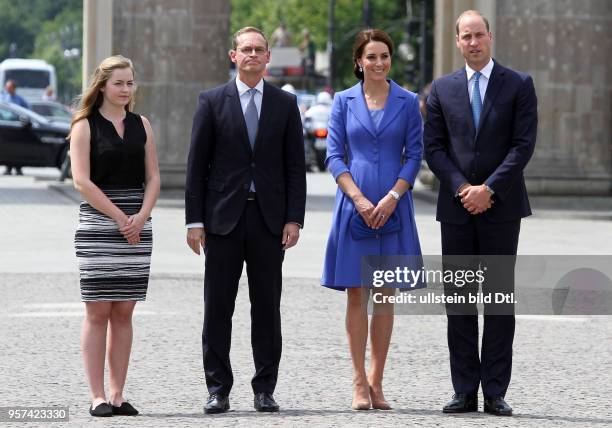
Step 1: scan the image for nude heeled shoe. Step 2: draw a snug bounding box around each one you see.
[351,384,371,410]
[369,385,392,410]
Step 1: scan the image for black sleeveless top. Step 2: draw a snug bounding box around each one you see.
[87,109,146,188]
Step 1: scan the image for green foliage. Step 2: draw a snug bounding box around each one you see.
[231,0,433,92]
[0,0,82,103]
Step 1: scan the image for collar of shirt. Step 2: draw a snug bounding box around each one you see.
[465,57,494,83]
[235,77,264,97]
[236,77,264,117]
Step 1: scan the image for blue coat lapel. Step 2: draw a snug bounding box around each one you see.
[345,80,408,137]
[377,80,408,134]
[346,83,376,138]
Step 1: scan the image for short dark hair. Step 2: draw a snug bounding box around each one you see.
[455,10,490,35]
[232,26,269,50]
[352,29,394,80]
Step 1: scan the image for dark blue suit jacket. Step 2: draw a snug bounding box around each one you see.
[185,80,306,235]
[424,60,538,224]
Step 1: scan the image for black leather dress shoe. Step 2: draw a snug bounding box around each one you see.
[254,392,279,412]
[204,394,230,414]
[442,393,478,413]
[89,402,113,417]
[484,396,512,416]
[112,401,139,416]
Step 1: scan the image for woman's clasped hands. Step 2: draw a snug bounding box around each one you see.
[353,193,398,230]
[117,212,147,245]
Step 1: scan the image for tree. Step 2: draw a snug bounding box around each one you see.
[32,6,82,104]
[231,0,433,92]
[0,0,82,103]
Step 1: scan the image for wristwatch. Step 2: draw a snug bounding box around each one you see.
[483,184,495,195]
[388,190,400,200]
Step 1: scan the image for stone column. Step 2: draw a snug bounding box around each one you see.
[82,0,113,87]
[83,0,231,188]
[495,0,611,195]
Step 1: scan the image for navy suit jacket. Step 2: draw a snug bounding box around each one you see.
[424,60,538,224]
[185,80,306,235]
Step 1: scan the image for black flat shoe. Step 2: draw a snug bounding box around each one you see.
[112,401,139,416]
[443,393,478,413]
[484,396,513,416]
[89,402,113,417]
[254,392,279,412]
[204,394,230,414]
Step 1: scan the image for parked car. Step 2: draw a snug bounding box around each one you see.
[29,101,72,124]
[0,101,69,170]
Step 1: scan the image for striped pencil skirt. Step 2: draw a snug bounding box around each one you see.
[75,188,152,302]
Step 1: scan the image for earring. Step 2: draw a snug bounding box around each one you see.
[359,66,363,72]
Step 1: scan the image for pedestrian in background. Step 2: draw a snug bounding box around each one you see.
[1,79,29,108]
[69,55,160,417]
[299,28,316,76]
[42,85,56,101]
[1,79,29,175]
[270,21,292,47]
[321,29,423,410]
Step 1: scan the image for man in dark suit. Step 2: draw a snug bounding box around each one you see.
[424,10,537,416]
[185,26,306,414]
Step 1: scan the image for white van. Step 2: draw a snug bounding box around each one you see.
[0,59,57,102]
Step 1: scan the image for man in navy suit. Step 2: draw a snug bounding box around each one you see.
[424,10,537,416]
[185,27,306,414]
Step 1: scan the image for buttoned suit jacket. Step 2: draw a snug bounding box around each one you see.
[424,60,538,225]
[185,80,306,235]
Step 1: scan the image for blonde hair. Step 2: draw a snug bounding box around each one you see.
[70,55,135,135]
[232,26,268,50]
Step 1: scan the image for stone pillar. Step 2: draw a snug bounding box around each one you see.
[433,0,612,195]
[83,0,231,188]
[82,0,113,88]
[495,0,611,195]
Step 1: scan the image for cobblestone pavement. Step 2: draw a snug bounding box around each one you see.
[1,170,612,427]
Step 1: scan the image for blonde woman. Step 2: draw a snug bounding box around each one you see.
[70,55,160,417]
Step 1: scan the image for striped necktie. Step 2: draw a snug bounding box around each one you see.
[471,71,482,129]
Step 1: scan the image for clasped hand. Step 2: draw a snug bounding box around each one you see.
[459,184,494,215]
[354,194,397,229]
[117,212,146,245]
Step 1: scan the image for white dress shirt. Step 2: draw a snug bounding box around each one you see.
[236,76,264,118]
[187,77,265,229]
[466,57,493,105]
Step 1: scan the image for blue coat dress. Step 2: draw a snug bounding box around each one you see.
[321,80,423,290]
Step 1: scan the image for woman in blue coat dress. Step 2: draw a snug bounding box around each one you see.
[321,29,423,410]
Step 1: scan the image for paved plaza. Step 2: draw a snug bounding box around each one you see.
[1,168,611,427]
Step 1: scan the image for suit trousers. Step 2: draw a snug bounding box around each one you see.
[441,217,520,398]
[202,200,284,395]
